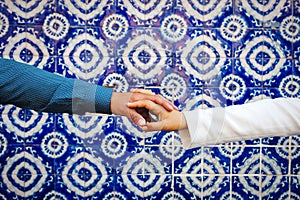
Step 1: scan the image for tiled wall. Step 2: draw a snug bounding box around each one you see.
[0,0,299,199]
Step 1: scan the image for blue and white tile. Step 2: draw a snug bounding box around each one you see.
[157,73,191,104]
[0,105,26,143]
[261,147,289,175]
[114,145,144,174]
[291,176,300,198]
[262,135,289,146]
[0,144,55,199]
[159,14,189,49]
[203,58,232,87]
[203,147,230,174]
[86,1,116,27]
[232,147,260,174]
[263,59,293,88]
[232,176,260,199]
[143,146,173,174]
[0,26,27,63]
[41,11,71,53]
[295,59,300,80]
[233,29,264,58]
[175,0,232,28]
[262,1,292,29]
[234,58,263,87]
[54,145,85,175]
[0,145,25,198]
[277,74,300,98]
[234,1,263,28]
[56,29,115,81]
[261,176,289,200]
[115,175,141,199]
[143,175,173,199]
[218,14,249,48]
[23,112,54,145]
[114,115,147,144]
[233,87,264,105]
[263,88,285,99]
[291,147,300,175]
[174,147,202,175]
[203,176,230,199]
[173,175,200,199]
[291,136,300,146]
[143,62,174,86]
[265,28,293,58]
[178,87,204,110]
[55,114,85,146]
[55,148,114,198]
[117,0,174,27]
[117,174,171,199]
[232,87,265,106]
[0,2,18,26]
[56,0,87,26]
[144,131,185,162]
[1,0,300,198]
[220,70,252,104]
[202,87,233,107]
[56,173,114,199]
[2,1,55,26]
[25,144,55,174]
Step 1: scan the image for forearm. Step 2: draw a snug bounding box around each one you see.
[180,98,300,149]
[0,58,114,114]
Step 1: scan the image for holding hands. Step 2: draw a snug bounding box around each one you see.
[118,89,187,131]
[128,100,187,131]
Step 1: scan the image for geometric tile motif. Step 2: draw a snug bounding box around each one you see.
[62,152,107,197]
[0,0,300,198]
[2,151,47,197]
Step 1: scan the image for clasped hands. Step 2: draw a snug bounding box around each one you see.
[110,89,187,131]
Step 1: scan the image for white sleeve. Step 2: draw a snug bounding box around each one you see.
[179,98,300,149]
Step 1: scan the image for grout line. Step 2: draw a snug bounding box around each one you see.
[260,137,263,200]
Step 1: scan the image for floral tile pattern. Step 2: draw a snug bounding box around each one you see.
[0,0,299,199]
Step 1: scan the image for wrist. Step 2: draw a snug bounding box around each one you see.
[165,110,187,130]
[177,111,188,130]
[110,92,129,116]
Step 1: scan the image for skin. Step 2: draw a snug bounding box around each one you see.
[127,100,187,131]
[110,90,178,127]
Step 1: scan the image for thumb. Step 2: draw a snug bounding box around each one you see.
[128,108,147,126]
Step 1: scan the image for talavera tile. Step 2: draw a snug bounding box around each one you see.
[291,176,300,198]
[291,147,300,175]
[261,176,289,200]
[232,147,260,174]
[261,147,289,175]
[174,175,202,199]
[202,176,230,199]
[232,176,260,199]
[1,0,300,198]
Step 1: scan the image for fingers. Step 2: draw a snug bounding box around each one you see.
[127,100,162,117]
[130,88,155,95]
[135,107,152,122]
[127,100,155,110]
[130,89,178,111]
[127,108,147,126]
[149,94,178,111]
[141,121,165,132]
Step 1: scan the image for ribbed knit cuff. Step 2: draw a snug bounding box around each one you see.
[94,85,114,114]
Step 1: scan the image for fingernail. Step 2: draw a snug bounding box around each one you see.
[138,118,146,126]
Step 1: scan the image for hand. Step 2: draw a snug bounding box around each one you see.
[127,100,187,131]
[110,90,177,127]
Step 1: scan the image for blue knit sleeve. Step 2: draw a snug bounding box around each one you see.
[0,58,114,114]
